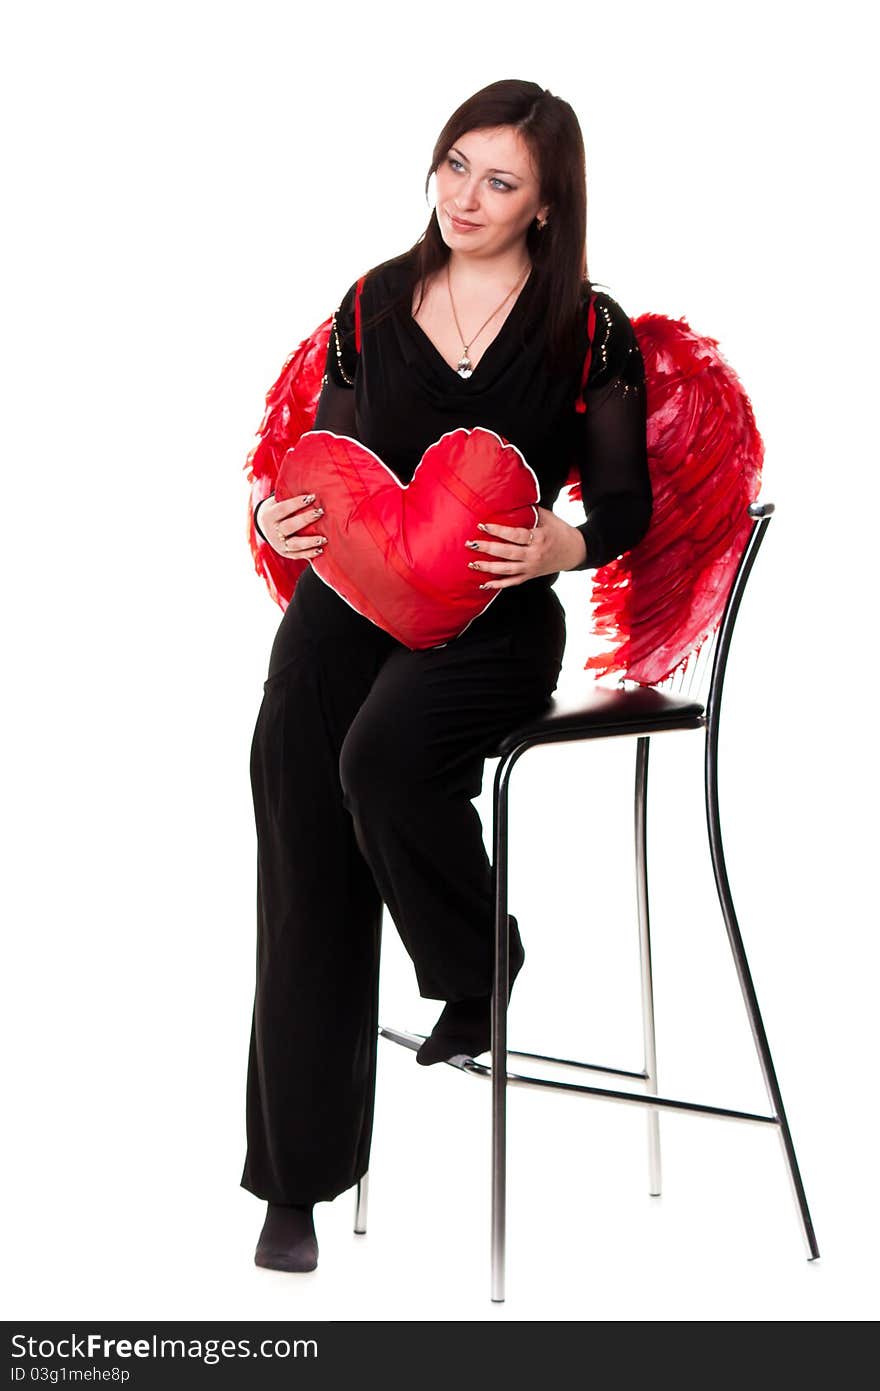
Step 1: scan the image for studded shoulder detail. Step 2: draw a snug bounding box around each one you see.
[331,310,356,386]
[587,293,645,400]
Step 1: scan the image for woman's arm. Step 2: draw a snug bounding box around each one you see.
[255,281,361,542]
[569,293,652,570]
[314,278,360,435]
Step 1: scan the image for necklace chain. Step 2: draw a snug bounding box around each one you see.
[445,259,531,379]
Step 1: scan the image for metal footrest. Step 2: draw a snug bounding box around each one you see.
[379,1023,778,1127]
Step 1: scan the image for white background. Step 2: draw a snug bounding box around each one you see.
[2,0,878,1321]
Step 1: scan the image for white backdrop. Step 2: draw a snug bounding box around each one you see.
[2,0,877,1321]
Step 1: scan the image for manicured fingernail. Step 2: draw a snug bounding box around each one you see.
[477,523,488,531]
[304,493,316,503]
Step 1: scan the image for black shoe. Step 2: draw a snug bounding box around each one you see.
[254,1202,318,1272]
[416,914,525,1067]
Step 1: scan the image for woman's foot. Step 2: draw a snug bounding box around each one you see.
[416,914,525,1066]
[254,1202,318,1272]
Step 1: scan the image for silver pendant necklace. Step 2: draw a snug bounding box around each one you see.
[447,259,531,379]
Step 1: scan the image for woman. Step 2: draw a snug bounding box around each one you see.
[242,78,652,1273]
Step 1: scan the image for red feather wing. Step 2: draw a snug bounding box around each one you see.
[243,317,331,609]
[565,312,764,686]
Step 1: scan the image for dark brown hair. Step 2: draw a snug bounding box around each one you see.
[359,78,592,377]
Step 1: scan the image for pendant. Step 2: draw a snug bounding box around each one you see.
[456,354,473,379]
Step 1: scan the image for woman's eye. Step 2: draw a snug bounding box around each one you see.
[446,157,511,191]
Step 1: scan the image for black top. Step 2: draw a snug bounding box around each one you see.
[255,248,651,579]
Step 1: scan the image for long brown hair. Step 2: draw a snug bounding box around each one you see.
[358,78,592,378]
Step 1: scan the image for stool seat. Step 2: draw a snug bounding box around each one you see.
[490,685,705,758]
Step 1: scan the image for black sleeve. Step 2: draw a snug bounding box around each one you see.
[568,292,653,571]
[254,496,271,542]
[313,278,360,436]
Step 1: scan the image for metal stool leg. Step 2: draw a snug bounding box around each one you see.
[634,736,662,1196]
[490,752,514,1302]
[704,710,820,1259]
[354,1171,369,1235]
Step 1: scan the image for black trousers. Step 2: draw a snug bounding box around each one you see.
[240,565,567,1205]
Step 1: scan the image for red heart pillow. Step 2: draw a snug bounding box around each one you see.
[275,427,539,649]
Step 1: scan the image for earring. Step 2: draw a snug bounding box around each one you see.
[536,217,548,231]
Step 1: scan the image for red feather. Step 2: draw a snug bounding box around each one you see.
[564,312,764,685]
[243,317,332,610]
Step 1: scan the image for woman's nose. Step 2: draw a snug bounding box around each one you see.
[458,184,481,211]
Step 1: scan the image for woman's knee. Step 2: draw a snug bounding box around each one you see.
[339,710,421,816]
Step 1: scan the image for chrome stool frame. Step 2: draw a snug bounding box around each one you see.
[358,502,819,1301]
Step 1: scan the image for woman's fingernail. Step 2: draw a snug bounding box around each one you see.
[304,493,316,503]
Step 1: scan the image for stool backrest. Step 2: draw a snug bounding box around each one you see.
[646,502,775,715]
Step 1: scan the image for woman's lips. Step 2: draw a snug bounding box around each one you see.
[448,212,482,231]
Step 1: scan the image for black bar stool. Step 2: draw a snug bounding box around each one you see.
[359,501,819,1301]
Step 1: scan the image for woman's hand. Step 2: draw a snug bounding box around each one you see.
[257,493,328,561]
[464,506,586,588]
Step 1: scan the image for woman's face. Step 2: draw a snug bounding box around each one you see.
[434,125,550,259]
